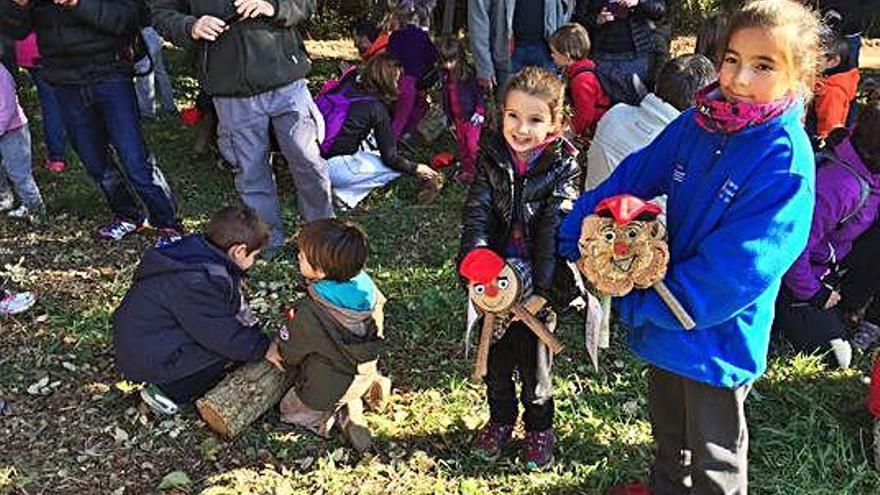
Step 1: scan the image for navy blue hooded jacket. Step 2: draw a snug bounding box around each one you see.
[113,235,270,384]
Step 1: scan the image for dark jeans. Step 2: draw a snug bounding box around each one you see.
[648,366,750,495]
[593,52,651,105]
[27,68,68,162]
[511,41,556,74]
[157,359,231,403]
[844,33,861,127]
[839,222,880,321]
[485,321,554,432]
[52,74,178,228]
[845,33,861,71]
[773,222,880,361]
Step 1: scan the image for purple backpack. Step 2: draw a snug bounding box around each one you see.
[315,67,374,156]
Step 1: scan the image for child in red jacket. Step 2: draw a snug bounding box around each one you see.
[549,23,611,141]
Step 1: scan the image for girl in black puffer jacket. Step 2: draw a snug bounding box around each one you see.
[457,67,579,470]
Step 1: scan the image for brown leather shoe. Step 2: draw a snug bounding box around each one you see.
[364,375,391,412]
[337,400,372,452]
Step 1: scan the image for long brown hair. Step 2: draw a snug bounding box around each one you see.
[360,53,402,105]
[437,34,474,83]
[722,0,821,102]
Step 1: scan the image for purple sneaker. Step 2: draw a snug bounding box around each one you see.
[96,218,140,241]
[473,422,514,461]
[523,428,555,471]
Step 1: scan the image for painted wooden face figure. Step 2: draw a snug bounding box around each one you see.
[577,195,669,297]
[468,262,521,312]
[460,249,530,314]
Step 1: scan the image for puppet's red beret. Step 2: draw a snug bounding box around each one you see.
[459,248,505,285]
[594,194,662,225]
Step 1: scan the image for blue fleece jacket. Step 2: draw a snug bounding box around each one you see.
[558,105,815,388]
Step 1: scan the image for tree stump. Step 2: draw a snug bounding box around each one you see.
[874,418,880,471]
[196,361,294,438]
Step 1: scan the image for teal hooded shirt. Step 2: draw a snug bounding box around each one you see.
[312,271,377,312]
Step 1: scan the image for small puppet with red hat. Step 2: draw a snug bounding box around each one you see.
[458,248,564,381]
[576,194,695,362]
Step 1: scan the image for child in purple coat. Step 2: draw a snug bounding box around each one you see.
[437,35,485,184]
[386,6,439,140]
[775,98,880,367]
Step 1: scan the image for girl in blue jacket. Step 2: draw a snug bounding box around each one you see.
[558,1,820,493]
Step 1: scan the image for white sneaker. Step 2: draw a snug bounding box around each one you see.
[0,193,12,211]
[96,218,141,241]
[0,290,36,316]
[140,384,179,415]
[6,204,28,219]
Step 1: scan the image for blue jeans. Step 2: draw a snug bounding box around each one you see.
[0,125,44,211]
[511,41,557,74]
[52,75,178,228]
[27,68,68,162]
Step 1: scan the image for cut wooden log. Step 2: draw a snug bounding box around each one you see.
[196,361,295,438]
[511,304,564,355]
[472,312,496,382]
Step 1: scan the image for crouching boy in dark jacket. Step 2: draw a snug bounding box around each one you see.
[113,205,277,414]
[272,219,388,452]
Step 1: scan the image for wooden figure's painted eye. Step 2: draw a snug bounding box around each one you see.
[474,284,485,295]
[627,228,639,239]
[603,230,616,242]
[497,279,510,290]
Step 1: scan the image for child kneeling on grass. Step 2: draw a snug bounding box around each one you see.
[270,219,388,452]
[113,205,277,415]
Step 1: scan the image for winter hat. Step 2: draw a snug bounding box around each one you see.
[594,194,662,225]
[459,248,504,285]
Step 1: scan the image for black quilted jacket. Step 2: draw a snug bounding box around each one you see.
[0,0,145,85]
[574,0,666,55]
[459,134,580,296]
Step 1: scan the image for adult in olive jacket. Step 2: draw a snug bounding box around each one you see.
[150,0,334,256]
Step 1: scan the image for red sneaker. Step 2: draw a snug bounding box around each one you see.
[44,159,67,173]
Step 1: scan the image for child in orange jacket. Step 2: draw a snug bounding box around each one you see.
[810,35,860,145]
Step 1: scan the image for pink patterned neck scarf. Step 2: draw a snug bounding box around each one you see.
[693,82,795,134]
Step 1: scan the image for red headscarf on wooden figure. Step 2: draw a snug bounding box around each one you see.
[577,194,669,296]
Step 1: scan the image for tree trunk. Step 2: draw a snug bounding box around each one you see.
[442,0,456,34]
[875,419,880,471]
[196,361,295,438]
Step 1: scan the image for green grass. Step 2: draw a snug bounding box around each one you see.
[1,46,879,495]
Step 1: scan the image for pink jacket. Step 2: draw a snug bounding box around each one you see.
[15,32,40,69]
[0,65,28,135]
